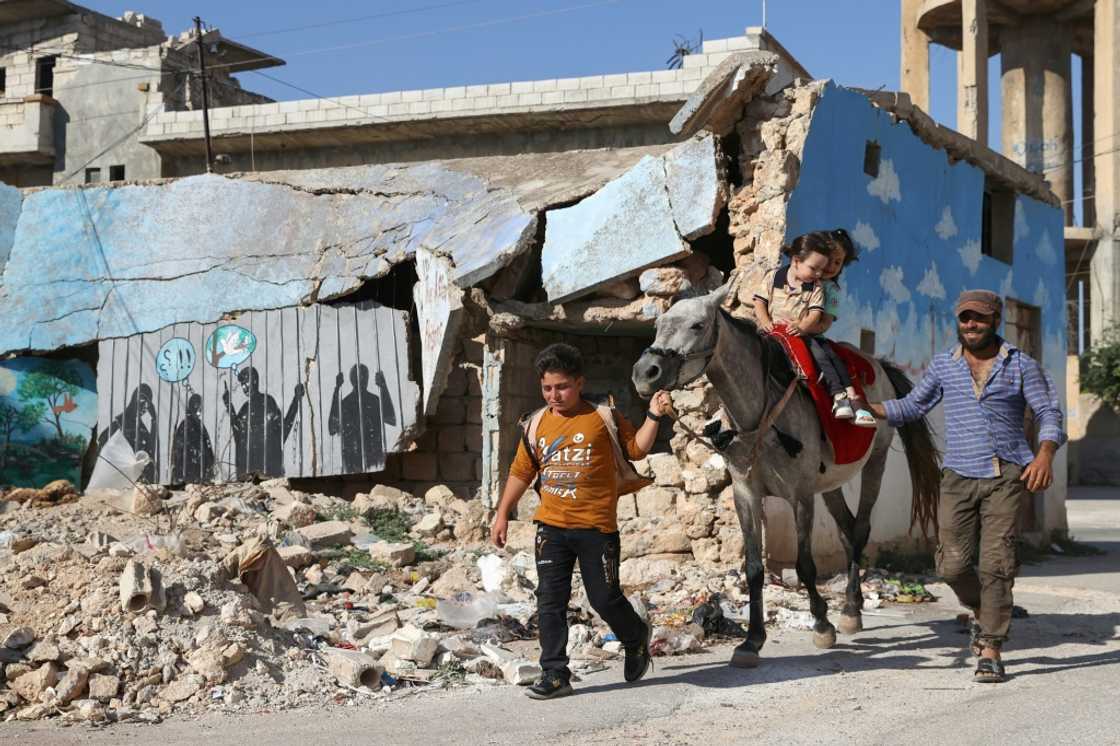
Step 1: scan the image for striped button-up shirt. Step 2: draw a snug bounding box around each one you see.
[883,341,1066,478]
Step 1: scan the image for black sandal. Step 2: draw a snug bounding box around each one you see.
[974,657,1007,683]
[969,621,983,657]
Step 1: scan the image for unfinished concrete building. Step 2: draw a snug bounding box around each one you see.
[900,0,1120,483]
[0,0,279,187]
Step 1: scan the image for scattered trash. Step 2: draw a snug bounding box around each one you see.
[436,592,501,629]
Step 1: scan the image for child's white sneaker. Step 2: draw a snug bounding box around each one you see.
[832,396,854,420]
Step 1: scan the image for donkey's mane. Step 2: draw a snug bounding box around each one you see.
[716,307,798,390]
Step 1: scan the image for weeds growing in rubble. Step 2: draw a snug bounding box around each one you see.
[366,508,413,542]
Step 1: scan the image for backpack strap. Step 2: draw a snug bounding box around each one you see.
[593,404,653,496]
[518,406,548,490]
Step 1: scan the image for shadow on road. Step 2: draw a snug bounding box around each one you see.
[573,611,1120,695]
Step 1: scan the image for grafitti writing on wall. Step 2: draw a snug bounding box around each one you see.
[0,358,96,487]
[97,302,419,484]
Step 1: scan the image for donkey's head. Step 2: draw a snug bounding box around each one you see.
[632,283,729,396]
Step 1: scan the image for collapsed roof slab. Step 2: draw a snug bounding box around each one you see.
[540,133,724,305]
[670,51,780,138]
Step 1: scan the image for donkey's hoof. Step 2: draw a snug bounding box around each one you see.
[837,614,863,635]
[730,648,761,668]
[813,626,837,649]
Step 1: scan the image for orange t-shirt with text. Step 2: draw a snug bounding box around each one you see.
[509,401,641,533]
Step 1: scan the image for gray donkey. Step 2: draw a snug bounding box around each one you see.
[632,283,940,668]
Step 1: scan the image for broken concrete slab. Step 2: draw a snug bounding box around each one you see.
[369,541,416,567]
[670,51,779,138]
[0,165,534,356]
[118,560,164,614]
[414,248,465,417]
[664,133,727,240]
[541,155,690,304]
[296,521,353,549]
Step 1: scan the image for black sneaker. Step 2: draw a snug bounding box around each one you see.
[526,671,573,700]
[624,623,653,683]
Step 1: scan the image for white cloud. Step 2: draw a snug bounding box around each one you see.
[1034,279,1051,309]
[867,158,901,204]
[934,206,958,240]
[880,265,911,303]
[916,263,946,299]
[0,368,15,396]
[850,221,880,252]
[1036,229,1058,265]
[1014,202,1030,242]
[999,270,1014,299]
[958,239,982,274]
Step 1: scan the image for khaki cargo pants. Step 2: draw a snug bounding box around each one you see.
[937,462,1028,648]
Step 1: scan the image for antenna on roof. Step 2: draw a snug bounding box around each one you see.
[762,0,767,28]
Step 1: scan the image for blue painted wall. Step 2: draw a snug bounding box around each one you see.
[782,83,1068,537]
[785,84,1067,386]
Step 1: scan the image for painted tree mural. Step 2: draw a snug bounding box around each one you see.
[17,361,82,439]
[0,400,43,470]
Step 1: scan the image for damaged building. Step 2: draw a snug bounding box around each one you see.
[0,16,1067,572]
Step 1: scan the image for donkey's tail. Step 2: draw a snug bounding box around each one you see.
[880,359,941,538]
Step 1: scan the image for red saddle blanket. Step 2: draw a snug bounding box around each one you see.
[768,326,877,466]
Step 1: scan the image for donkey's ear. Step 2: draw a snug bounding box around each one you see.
[706,280,732,307]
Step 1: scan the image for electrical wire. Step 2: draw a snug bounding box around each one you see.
[233,0,489,39]
[203,0,628,73]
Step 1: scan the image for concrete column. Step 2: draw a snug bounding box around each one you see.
[900,0,930,110]
[1083,53,1096,229]
[957,0,989,144]
[1001,16,1075,223]
[1091,0,1120,340]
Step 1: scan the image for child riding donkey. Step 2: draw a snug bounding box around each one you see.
[752,230,876,428]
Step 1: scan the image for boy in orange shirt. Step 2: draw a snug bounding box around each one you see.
[490,343,671,699]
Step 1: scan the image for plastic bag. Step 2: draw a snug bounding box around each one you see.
[436,591,501,629]
[122,533,187,557]
[87,430,150,492]
[476,554,507,593]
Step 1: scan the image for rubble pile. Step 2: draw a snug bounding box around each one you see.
[0,459,921,724]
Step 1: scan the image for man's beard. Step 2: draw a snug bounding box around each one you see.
[957,326,997,351]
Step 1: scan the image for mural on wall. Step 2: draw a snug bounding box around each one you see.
[97,301,420,484]
[780,83,1068,537]
[784,84,1066,383]
[0,358,96,487]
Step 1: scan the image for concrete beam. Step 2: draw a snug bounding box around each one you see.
[957,0,989,145]
[1091,0,1120,339]
[901,0,931,111]
[1001,16,1074,221]
[669,51,778,138]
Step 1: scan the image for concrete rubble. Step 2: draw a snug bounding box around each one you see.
[0,430,931,725]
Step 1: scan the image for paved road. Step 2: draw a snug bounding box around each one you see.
[7,488,1118,746]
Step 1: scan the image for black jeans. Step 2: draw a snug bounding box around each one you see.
[807,336,852,397]
[535,522,647,680]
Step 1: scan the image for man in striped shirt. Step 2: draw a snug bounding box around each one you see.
[870,289,1066,683]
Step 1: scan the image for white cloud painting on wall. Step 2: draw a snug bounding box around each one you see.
[867,159,901,204]
[934,206,958,240]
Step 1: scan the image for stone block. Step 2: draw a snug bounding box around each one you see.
[26,641,60,662]
[390,626,439,666]
[326,648,384,688]
[402,452,439,482]
[618,555,689,587]
[616,493,637,521]
[636,485,677,517]
[161,673,204,703]
[413,512,443,538]
[295,521,353,549]
[274,501,317,528]
[87,674,120,702]
[647,454,684,488]
[277,545,315,569]
[440,453,477,482]
[369,541,415,567]
[11,662,58,702]
[55,665,89,704]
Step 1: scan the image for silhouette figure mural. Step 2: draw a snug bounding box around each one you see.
[328,364,397,473]
[99,383,160,482]
[96,303,419,484]
[170,394,215,483]
[223,367,304,478]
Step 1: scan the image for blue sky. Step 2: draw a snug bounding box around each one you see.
[80,0,1085,213]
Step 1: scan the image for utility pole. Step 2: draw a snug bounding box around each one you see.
[194,16,214,173]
